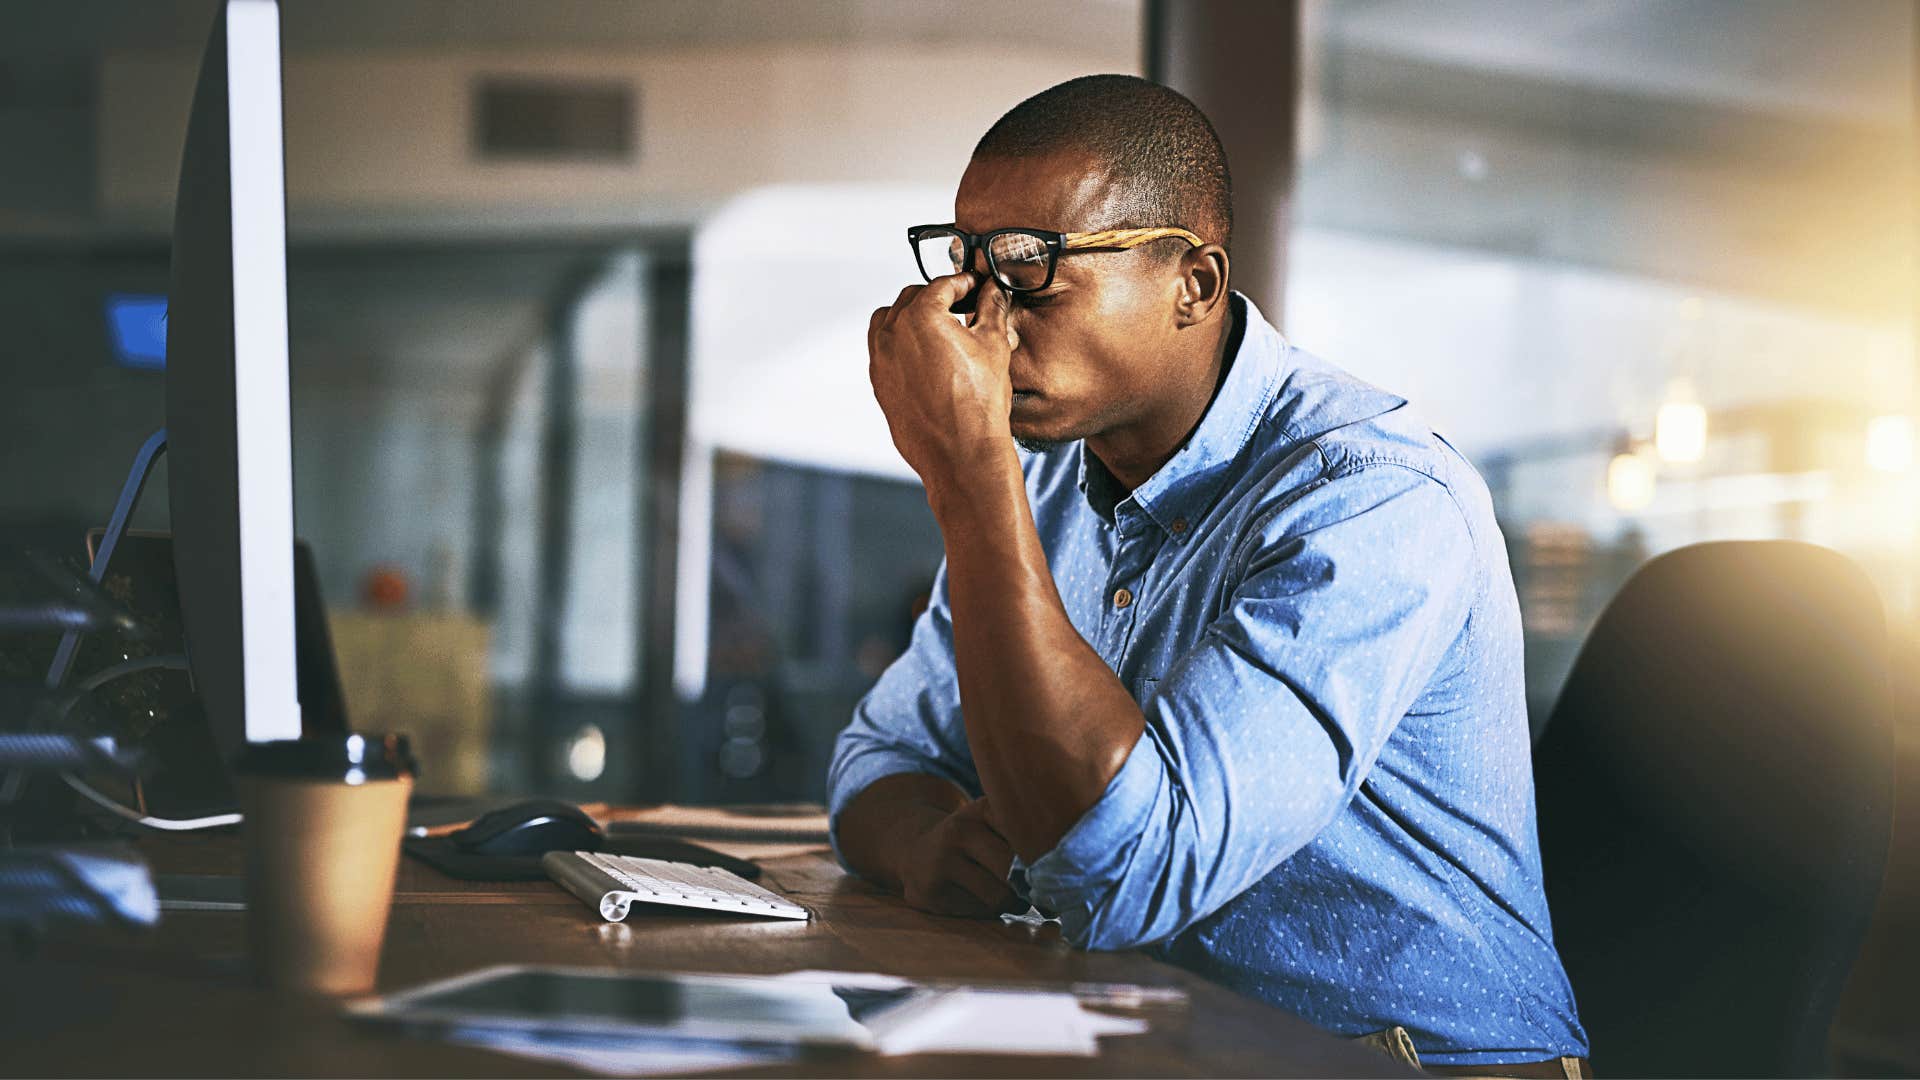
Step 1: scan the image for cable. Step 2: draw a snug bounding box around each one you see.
[73,654,190,694]
[48,654,246,832]
[59,773,241,831]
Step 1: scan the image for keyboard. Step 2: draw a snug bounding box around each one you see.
[542,850,810,923]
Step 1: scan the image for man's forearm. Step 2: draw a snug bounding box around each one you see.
[928,449,1146,862]
[835,772,970,890]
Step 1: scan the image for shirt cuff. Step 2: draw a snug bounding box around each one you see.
[1024,727,1166,901]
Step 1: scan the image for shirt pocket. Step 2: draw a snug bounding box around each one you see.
[1132,675,1161,707]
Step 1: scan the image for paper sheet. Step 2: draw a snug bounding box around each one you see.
[868,988,1148,1056]
[445,1026,794,1077]
[1000,905,1062,928]
[769,970,1150,1057]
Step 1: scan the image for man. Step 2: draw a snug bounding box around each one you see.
[829,74,1589,1074]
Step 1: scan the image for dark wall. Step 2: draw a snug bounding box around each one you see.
[0,250,175,536]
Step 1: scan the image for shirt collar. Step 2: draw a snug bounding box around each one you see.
[1076,292,1286,539]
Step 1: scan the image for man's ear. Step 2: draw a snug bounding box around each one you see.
[1173,244,1230,327]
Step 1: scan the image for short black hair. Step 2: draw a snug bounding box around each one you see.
[972,74,1232,253]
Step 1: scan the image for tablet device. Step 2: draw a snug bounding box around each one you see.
[345,965,917,1049]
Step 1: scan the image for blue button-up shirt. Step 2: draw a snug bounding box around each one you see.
[828,294,1587,1065]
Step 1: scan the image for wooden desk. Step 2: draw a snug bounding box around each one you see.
[3,831,1409,1078]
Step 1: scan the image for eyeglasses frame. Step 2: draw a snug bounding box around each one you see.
[905,224,1207,293]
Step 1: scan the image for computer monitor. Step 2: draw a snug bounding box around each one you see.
[165,0,302,758]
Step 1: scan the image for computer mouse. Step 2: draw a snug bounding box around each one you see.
[452,800,604,856]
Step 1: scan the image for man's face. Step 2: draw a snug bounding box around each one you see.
[953,151,1191,449]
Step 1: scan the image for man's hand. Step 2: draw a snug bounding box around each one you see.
[836,776,1026,919]
[867,272,1019,491]
[893,797,1026,919]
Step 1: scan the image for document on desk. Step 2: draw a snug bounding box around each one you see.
[770,969,1151,1056]
[351,965,861,1076]
[441,1028,793,1078]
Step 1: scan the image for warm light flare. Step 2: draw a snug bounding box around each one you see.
[1865,414,1914,473]
[1655,399,1708,463]
[567,723,607,781]
[1608,451,1657,511]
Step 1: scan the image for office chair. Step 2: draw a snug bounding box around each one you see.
[1533,541,1893,1079]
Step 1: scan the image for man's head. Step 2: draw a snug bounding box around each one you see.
[972,75,1233,255]
[954,75,1235,455]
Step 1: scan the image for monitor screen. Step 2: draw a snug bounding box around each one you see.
[106,294,168,371]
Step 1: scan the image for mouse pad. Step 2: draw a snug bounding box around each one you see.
[403,835,764,883]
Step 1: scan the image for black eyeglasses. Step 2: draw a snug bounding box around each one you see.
[906,224,1206,293]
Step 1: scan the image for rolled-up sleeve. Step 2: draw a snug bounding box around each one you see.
[826,563,980,870]
[1024,463,1478,950]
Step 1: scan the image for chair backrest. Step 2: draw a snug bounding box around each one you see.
[1534,541,1893,1078]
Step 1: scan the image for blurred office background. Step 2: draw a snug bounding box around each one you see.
[1,0,1914,808]
[1,2,1915,1061]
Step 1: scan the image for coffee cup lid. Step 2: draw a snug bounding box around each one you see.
[234,734,416,783]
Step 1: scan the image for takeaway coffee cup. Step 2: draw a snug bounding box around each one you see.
[235,734,415,995]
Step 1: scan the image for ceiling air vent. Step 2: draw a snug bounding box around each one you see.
[473,77,636,162]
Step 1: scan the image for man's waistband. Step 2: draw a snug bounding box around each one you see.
[1425,1055,1592,1079]
[1353,1027,1592,1078]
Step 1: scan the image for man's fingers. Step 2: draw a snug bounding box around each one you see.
[943,853,1021,913]
[955,818,1015,881]
[953,798,1014,876]
[876,282,929,334]
[969,277,1011,342]
[881,283,923,328]
[953,795,995,824]
[912,270,979,315]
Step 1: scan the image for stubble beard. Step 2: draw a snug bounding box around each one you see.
[1013,432,1069,454]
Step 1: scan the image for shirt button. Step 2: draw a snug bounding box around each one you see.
[1170,517,1188,535]
[1113,587,1134,610]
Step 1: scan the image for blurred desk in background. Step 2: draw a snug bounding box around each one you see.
[3,825,1408,1078]
[330,611,491,796]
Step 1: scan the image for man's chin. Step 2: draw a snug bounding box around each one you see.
[1013,434,1068,454]
[1009,395,1077,454]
